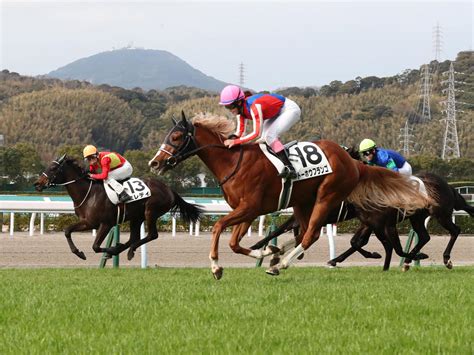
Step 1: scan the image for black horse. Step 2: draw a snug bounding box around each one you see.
[251,150,474,270]
[34,155,202,260]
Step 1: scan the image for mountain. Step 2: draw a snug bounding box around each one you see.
[47,48,228,92]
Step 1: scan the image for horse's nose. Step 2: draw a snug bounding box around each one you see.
[149,160,158,168]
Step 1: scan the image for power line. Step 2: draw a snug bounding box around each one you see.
[238,62,245,87]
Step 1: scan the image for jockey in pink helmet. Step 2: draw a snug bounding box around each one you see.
[219,84,301,179]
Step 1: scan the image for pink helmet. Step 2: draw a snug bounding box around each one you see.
[219,85,245,105]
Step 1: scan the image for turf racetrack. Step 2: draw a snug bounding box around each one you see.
[1,267,473,354]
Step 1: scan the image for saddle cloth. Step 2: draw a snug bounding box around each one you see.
[260,141,333,182]
[104,177,151,205]
[409,175,428,196]
[260,141,333,210]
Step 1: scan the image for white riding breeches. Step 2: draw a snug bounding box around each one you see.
[105,161,133,194]
[398,161,412,176]
[262,98,301,146]
[107,161,133,180]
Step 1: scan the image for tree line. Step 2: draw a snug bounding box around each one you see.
[1,51,472,192]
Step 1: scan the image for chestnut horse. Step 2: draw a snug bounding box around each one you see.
[149,112,432,279]
[34,155,202,260]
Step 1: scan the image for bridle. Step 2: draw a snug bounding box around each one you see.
[159,116,244,186]
[40,155,92,208]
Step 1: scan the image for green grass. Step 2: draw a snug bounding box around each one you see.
[0,267,473,354]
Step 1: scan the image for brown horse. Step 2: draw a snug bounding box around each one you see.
[148,112,433,279]
[34,155,202,260]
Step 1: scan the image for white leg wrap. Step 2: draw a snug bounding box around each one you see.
[249,249,263,259]
[210,257,220,271]
[281,244,305,269]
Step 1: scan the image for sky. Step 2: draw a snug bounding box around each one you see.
[1,0,472,91]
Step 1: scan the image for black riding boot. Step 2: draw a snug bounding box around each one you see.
[276,150,297,179]
[118,190,132,203]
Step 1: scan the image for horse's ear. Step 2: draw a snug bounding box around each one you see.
[171,116,178,126]
[181,110,187,123]
[57,154,66,163]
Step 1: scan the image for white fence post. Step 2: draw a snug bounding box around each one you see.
[327,224,336,260]
[195,220,200,236]
[140,222,147,269]
[258,216,265,237]
[10,212,14,237]
[40,213,44,235]
[29,213,36,236]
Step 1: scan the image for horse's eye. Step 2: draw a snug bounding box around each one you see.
[170,131,182,143]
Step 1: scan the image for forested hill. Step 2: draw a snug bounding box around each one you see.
[1,51,473,189]
[47,48,228,92]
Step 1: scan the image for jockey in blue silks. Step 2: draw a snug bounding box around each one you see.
[358,139,412,176]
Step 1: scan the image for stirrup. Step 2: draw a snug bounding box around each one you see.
[118,191,132,203]
[278,166,297,179]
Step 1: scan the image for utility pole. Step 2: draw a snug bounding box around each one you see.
[419,64,432,122]
[238,62,245,87]
[432,22,443,62]
[399,120,414,157]
[440,62,462,160]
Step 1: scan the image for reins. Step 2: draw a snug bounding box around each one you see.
[162,124,245,186]
[42,164,93,209]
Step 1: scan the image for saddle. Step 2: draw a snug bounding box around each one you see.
[103,177,151,205]
[260,141,333,210]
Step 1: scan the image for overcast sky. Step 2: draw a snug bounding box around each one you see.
[1,0,472,91]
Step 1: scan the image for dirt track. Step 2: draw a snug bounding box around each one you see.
[1,230,473,269]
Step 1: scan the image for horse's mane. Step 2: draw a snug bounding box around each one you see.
[191,113,235,139]
[64,156,87,175]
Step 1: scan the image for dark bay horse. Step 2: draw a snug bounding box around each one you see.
[148,112,433,279]
[34,155,202,260]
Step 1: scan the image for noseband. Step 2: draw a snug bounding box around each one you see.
[160,122,198,167]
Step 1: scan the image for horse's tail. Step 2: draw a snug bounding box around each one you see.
[170,192,203,224]
[347,164,437,214]
[452,187,474,217]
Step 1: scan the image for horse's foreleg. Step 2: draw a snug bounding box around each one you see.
[92,223,115,254]
[209,207,258,280]
[383,224,428,261]
[403,217,431,263]
[373,230,393,271]
[328,225,368,266]
[436,215,460,269]
[128,217,155,261]
[64,220,93,260]
[267,195,340,275]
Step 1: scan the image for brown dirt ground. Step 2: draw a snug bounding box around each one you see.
[1,230,473,269]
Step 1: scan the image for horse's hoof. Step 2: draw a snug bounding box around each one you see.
[327,259,337,267]
[297,252,305,260]
[76,251,87,260]
[127,250,135,261]
[371,252,382,259]
[269,257,280,267]
[212,267,224,280]
[415,253,429,260]
[266,266,280,276]
[445,260,453,269]
[402,263,410,272]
